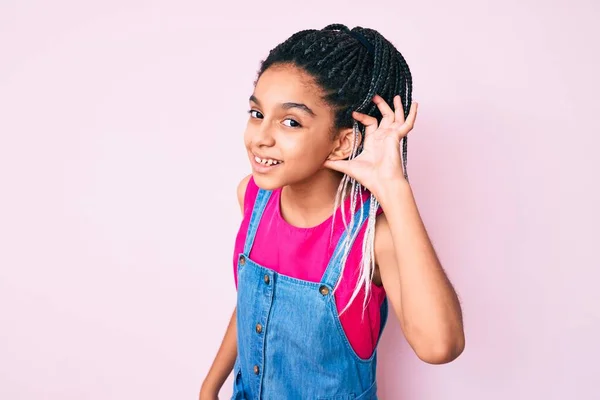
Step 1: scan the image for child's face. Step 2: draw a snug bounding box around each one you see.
[244,64,338,190]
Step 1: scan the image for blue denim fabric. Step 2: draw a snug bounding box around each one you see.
[232,188,388,400]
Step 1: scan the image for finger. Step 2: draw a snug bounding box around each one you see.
[404,101,418,129]
[393,95,405,124]
[323,159,352,176]
[395,101,419,139]
[352,111,378,136]
[372,94,395,129]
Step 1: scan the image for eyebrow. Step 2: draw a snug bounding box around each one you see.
[249,94,316,117]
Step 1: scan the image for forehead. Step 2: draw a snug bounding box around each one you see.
[253,64,327,108]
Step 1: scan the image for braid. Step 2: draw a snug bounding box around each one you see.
[254,24,414,316]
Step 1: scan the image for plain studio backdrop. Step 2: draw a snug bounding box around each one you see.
[0,0,598,399]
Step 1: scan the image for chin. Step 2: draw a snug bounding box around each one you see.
[251,173,285,191]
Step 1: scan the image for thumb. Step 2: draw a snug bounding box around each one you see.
[323,159,351,175]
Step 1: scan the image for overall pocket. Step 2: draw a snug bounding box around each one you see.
[230,362,245,400]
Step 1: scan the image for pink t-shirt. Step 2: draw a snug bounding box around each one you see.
[233,177,386,359]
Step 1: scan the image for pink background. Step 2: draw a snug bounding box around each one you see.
[1,1,598,399]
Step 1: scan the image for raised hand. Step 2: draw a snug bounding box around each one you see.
[324,94,418,198]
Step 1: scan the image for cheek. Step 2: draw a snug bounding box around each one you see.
[243,126,254,146]
[281,134,331,165]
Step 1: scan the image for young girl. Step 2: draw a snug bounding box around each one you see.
[200,24,464,400]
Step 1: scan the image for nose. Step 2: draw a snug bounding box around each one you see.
[253,120,276,147]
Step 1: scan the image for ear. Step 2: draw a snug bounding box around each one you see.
[328,127,362,161]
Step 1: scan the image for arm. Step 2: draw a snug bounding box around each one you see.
[324,95,463,363]
[200,308,238,399]
[374,179,465,364]
[199,175,252,399]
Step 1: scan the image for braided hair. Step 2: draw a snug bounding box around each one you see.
[254,23,413,316]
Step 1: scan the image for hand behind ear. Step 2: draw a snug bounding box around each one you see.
[323,94,418,198]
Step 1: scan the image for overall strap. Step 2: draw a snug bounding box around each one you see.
[320,195,372,289]
[243,188,272,255]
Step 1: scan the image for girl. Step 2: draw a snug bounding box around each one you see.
[200,24,464,400]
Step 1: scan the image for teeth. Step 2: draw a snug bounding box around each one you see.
[254,156,282,165]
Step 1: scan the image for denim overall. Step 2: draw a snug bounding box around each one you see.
[232,188,388,400]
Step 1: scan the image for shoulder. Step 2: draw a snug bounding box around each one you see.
[236,174,253,213]
[237,174,258,213]
[236,174,252,207]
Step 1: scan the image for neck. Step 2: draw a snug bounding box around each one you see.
[280,169,349,228]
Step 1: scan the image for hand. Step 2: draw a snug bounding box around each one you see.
[324,94,418,199]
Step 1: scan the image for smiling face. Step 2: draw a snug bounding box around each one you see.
[244,63,344,190]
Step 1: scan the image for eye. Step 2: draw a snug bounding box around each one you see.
[248,109,263,119]
[247,109,302,128]
[283,118,302,128]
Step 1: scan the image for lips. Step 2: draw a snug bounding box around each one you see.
[251,153,283,173]
[253,155,283,166]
